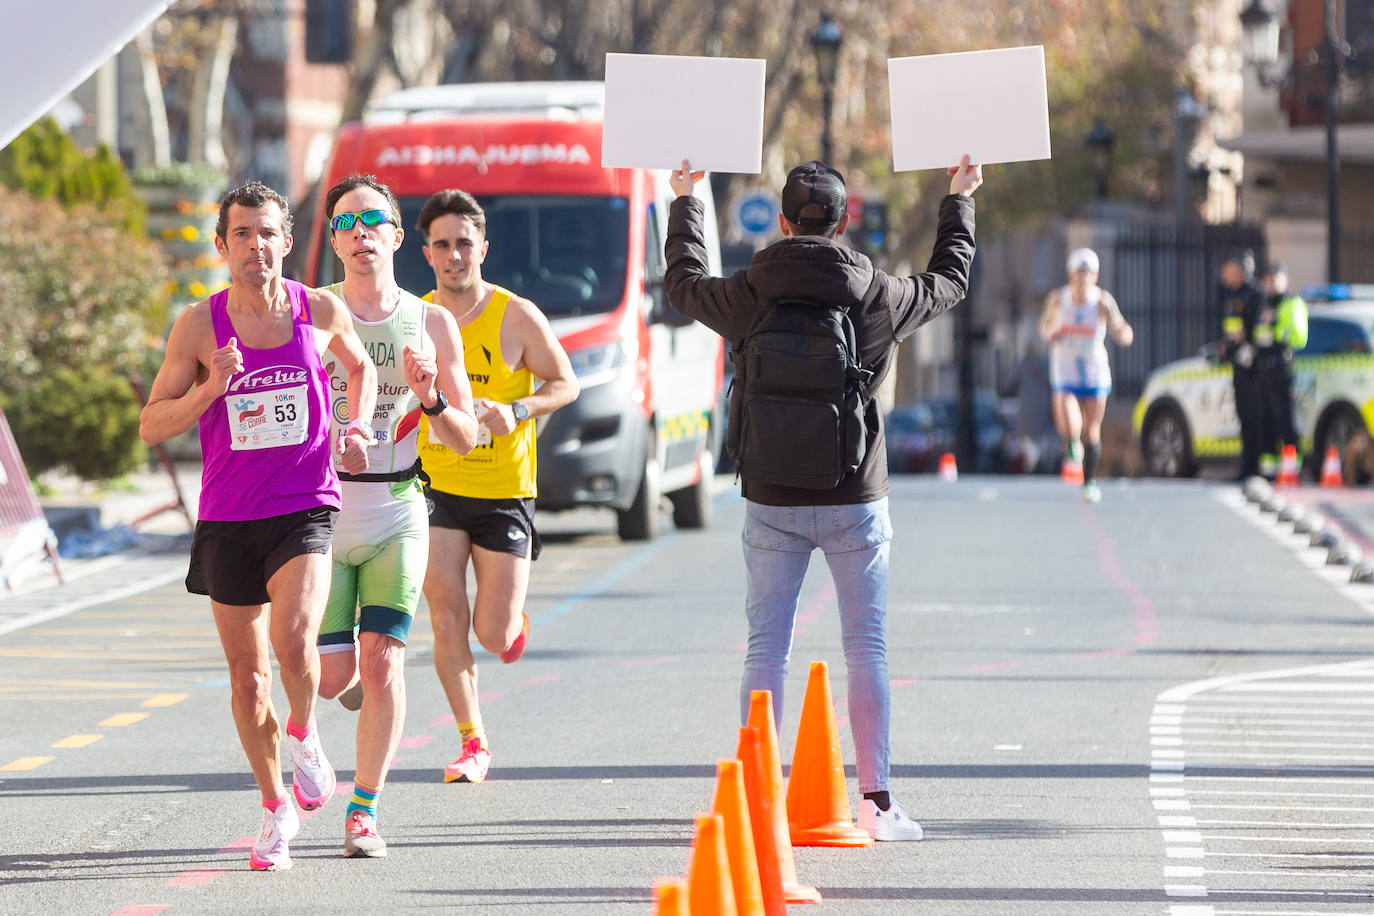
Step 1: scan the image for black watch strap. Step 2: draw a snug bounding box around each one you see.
[421,390,448,416]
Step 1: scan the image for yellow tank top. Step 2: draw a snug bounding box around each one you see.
[419,286,537,498]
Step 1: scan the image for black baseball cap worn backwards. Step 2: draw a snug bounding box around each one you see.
[782,160,847,228]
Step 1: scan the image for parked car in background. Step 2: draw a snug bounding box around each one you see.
[887,393,1022,474]
[1134,283,1374,478]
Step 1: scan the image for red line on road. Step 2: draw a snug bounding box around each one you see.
[1077,502,1159,658]
[111,907,169,915]
[399,734,433,749]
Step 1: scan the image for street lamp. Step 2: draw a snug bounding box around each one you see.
[1239,0,1347,282]
[809,14,843,164]
[1085,121,1115,199]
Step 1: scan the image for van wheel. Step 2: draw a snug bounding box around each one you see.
[617,437,662,541]
[670,449,713,530]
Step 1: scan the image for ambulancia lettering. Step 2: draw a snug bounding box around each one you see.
[375,143,593,169]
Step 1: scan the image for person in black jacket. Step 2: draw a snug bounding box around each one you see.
[666,155,981,841]
[1217,250,1267,480]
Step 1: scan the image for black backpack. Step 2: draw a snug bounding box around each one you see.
[726,273,883,489]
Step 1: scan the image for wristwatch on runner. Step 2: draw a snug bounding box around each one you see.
[422,390,449,416]
[511,401,530,423]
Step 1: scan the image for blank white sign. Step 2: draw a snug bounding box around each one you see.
[888,46,1051,172]
[602,53,766,173]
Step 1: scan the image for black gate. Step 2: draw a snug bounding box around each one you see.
[1111,222,1267,398]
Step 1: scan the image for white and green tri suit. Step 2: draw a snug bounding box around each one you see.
[319,284,432,651]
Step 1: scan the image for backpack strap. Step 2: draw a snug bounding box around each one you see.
[846,271,885,398]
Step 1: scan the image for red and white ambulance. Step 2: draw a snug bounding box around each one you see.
[305,82,725,539]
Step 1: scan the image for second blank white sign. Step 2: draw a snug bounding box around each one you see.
[888,46,1051,173]
[602,53,766,173]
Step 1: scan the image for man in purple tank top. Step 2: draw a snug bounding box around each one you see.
[140,181,377,872]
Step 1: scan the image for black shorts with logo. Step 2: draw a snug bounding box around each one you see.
[186,505,337,605]
[425,490,542,560]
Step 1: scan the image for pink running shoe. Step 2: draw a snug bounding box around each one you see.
[343,810,387,858]
[498,612,530,664]
[249,801,300,871]
[443,736,492,784]
[287,723,336,811]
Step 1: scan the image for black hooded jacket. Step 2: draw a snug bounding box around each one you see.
[665,193,976,506]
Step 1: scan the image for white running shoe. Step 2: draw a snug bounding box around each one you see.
[287,723,336,811]
[343,810,388,858]
[857,798,924,841]
[249,801,300,871]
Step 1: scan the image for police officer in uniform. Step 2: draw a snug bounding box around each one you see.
[1218,251,1267,480]
[1256,264,1309,474]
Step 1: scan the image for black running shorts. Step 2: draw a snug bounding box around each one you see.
[424,490,541,561]
[186,505,338,605]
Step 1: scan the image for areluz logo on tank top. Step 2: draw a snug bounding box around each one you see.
[227,364,311,451]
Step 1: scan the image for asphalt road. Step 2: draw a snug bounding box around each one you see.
[2,475,1373,915]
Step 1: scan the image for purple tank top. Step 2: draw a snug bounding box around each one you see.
[197,279,341,521]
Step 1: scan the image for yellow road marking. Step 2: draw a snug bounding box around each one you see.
[1,756,54,771]
[51,735,103,748]
[99,712,149,727]
[0,649,204,661]
[141,693,188,708]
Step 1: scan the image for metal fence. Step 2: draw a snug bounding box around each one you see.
[1110,222,1267,399]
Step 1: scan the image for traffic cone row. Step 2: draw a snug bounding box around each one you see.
[654,662,871,911]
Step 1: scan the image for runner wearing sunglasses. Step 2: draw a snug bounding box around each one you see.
[316,175,479,857]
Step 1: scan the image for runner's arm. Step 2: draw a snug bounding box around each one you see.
[476,297,578,437]
[139,301,226,445]
[417,304,479,454]
[1100,291,1134,347]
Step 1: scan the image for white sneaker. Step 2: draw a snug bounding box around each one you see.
[857,798,923,841]
[249,801,300,870]
[287,723,336,810]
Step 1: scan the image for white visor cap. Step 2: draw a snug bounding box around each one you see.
[1067,248,1100,274]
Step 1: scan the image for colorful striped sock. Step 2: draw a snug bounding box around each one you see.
[346,779,379,820]
[458,720,487,749]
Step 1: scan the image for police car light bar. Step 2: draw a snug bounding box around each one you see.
[1300,283,1374,302]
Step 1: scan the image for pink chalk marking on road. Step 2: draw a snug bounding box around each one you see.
[479,690,507,703]
[399,734,434,749]
[890,677,922,689]
[166,869,225,888]
[429,713,456,728]
[1078,501,1161,657]
[618,656,679,668]
[517,672,565,686]
[111,907,170,915]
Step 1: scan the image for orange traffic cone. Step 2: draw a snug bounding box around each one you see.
[786,661,875,847]
[652,878,690,916]
[1321,446,1343,488]
[745,690,823,905]
[1277,443,1299,488]
[687,813,738,916]
[938,452,958,482]
[712,759,765,916]
[735,726,789,916]
[1061,458,1084,485]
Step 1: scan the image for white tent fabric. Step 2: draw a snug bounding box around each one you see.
[2,1,171,150]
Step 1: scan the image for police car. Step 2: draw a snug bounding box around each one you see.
[1134,284,1374,478]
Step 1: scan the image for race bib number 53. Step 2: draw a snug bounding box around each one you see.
[229,385,310,450]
